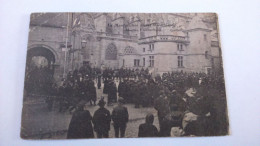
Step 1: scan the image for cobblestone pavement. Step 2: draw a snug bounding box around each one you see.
[21,80,160,139]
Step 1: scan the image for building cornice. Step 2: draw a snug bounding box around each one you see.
[138,40,189,44]
[97,36,138,42]
[138,35,189,44]
[185,28,211,32]
[132,53,212,56]
[119,53,141,56]
[30,24,66,29]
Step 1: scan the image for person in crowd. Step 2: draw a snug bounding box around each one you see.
[88,80,97,106]
[117,80,125,98]
[97,73,102,89]
[182,89,212,136]
[67,101,94,139]
[111,97,129,138]
[140,80,149,107]
[103,79,109,94]
[133,82,141,108]
[92,97,111,138]
[107,80,117,105]
[138,113,159,137]
[154,90,171,136]
[162,104,184,136]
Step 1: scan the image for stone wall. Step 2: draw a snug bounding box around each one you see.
[27,25,68,80]
[96,37,137,69]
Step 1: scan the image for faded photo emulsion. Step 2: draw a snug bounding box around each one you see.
[21,13,229,139]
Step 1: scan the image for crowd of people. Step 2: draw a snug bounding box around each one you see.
[67,97,157,138]
[66,64,227,137]
[25,66,54,95]
[25,63,228,137]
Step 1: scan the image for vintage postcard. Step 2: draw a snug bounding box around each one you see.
[21,12,229,139]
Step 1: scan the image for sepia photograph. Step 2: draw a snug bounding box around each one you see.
[21,12,229,139]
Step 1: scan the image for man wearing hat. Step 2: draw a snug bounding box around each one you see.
[67,101,94,139]
[92,97,111,138]
[111,97,129,138]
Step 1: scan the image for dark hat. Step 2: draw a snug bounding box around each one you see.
[77,100,86,109]
[118,97,124,104]
[145,113,154,124]
[98,97,106,106]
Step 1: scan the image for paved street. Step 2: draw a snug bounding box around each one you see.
[21,80,159,139]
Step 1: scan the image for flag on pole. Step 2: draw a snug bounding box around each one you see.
[72,17,81,28]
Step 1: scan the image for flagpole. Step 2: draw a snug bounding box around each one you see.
[63,13,70,78]
[72,13,75,71]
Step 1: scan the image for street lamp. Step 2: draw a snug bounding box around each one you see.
[81,39,87,48]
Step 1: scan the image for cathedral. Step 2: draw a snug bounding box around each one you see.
[27,13,222,79]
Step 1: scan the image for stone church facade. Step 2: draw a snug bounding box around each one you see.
[27,13,222,80]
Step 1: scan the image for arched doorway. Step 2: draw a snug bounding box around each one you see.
[25,47,56,94]
[27,47,56,69]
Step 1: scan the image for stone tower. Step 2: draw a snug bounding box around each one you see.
[186,14,212,73]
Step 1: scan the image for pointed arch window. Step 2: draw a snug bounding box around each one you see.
[105,43,117,60]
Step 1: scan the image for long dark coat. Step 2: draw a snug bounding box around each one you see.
[88,83,97,101]
[108,83,117,103]
[138,123,159,137]
[132,84,140,104]
[118,81,124,97]
[154,96,171,132]
[97,75,102,89]
[92,107,111,133]
[154,97,170,118]
[112,105,129,126]
[103,80,108,94]
[67,110,94,139]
